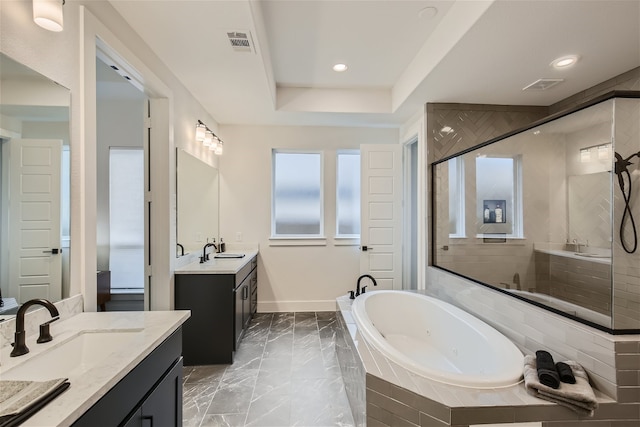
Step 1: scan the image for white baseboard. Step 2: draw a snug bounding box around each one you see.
[258,300,337,313]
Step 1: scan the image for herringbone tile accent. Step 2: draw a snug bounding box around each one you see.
[427,104,547,163]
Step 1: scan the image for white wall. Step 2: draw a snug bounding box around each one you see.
[1,0,222,310]
[219,125,398,312]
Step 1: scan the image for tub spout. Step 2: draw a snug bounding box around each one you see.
[350,274,377,299]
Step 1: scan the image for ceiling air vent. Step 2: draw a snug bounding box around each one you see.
[227,31,254,53]
[522,78,564,91]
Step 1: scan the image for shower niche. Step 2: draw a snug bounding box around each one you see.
[432,92,640,333]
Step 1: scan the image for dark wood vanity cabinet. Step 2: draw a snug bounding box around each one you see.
[73,329,183,427]
[175,255,257,365]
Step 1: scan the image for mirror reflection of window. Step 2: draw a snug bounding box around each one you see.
[448,157,465,237]
[475,155,522,237]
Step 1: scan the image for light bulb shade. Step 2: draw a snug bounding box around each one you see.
[214,144,223,155]
[203,132,213,147]
[195,123,206,141]
[33,0,64,32]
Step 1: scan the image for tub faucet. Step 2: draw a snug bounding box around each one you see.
[200,242,217,263]
[350,274,378,299]
[11,299,59,357]
[177,243,184,257]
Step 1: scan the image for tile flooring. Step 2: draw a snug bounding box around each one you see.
[182,312,355,427]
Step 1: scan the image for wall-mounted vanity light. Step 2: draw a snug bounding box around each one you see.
[33,0,65,32]
[196,120,224,155]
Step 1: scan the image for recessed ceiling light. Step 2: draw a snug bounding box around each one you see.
[550,55,579,69]
[441,126,454,134]
[418,6,438,19]
[332,63,348,72]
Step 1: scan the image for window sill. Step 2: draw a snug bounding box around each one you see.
[269,236,327,247]
[333,236,360,246]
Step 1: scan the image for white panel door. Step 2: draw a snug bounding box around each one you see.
[9,139,62,303]
[360,144,403,290]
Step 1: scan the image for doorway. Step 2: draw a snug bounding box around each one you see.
[96,56,147,311]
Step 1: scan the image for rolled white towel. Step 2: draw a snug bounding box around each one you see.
[523,355,598,417]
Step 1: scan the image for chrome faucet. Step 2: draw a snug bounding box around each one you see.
[177,243,184,257]
[11,299,60,357]
[200,242,217,263]
[350,274,378,299]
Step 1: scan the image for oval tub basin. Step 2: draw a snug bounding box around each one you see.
[352,290,524,388]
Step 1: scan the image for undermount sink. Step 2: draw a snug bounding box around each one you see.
[1,330,141,381]
[574,252,611,258]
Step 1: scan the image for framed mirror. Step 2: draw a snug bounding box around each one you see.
[176,149,219,257]
[432,95,640,332]
[0,53,71,315]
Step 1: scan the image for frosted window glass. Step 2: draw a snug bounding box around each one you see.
[448,157,465,236]
[337,152,360,236]
[109,148,144,290]
[273,152,322,235]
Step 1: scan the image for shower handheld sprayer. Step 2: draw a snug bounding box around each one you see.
[614,151,640,254]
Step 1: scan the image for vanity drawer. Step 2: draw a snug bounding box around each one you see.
[235,256,255,286]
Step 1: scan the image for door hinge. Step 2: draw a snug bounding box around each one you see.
[144,191,152,203]
[144,117,152,129]
[145,266,152,277]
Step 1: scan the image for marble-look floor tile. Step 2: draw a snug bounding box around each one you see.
[199,413,247,427]
[245,392,292,426]
[207,382,255,415]
[185,364,227,384]
[183,311,355,426]
[183,382,218,425]
[231,341,266,370]
[271,313,295,331]
[316,311,337,321]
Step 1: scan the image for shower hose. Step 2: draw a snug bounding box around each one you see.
[615,151,640,254]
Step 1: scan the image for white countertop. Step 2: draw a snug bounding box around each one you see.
[534,248,611,264]
[175,250,258,274]
[0,310,190,426]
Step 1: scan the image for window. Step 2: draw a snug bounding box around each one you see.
[475,155,523,237]
[272,150,323,237]
[109,148,144,291]
[336,151,360,237]
[448,156,465,237]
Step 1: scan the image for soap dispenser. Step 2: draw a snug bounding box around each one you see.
[484,205,490,222]
[220,238,226,253]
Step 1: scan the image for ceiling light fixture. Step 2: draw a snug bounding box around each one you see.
[440,126,454,134]
[33,0,65,32]
[550,55,579,69]
[418,6,438,19]
[332,63,348,72]
[196,120,224,155]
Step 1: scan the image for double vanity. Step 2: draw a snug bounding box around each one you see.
[175,250,259,365]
